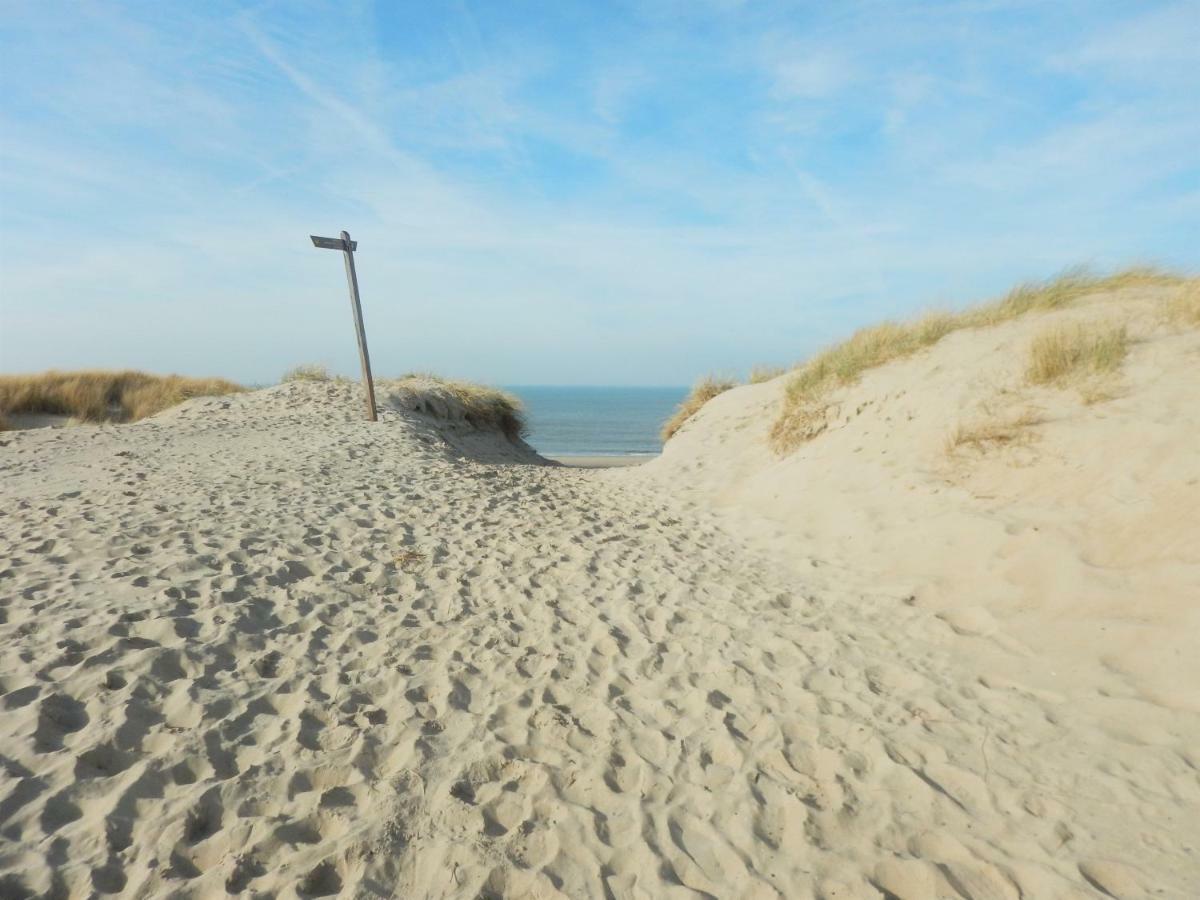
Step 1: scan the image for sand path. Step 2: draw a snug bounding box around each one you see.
[1,388,1196,897]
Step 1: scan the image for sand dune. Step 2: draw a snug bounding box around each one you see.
[641,280,1200,710]
[2,287,1198,898]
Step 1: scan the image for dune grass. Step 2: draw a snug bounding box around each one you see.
[957,266,1179,327]
[748,365,786,384]
[388,373,528,441]
[1166,281,1200,328]
[661,376,738,442]
[0,371,244,430]
[946,409,1043,454]
[767,267,1187,453]
[282,363,335,383]
[1025,323,1129,385]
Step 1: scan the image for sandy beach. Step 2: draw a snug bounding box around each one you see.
[4,278,1199,900]
[3,0,1198,894]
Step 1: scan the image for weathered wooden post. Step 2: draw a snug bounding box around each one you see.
[310,230,378,421]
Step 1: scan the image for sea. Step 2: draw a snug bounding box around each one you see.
[506,386,688,457]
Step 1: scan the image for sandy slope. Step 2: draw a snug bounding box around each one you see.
[1,358,1197,898]
[638,283,1200,709]
[634,281,1200,890]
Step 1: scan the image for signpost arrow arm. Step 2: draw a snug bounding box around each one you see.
[310,235,357,251]
[310,230,378,421]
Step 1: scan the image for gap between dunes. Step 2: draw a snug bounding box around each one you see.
[1,276,1197,898]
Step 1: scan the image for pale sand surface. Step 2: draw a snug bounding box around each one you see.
[2,281,1198,899]
[636,283,1200,711]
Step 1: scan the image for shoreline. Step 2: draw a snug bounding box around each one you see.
[545,453,654,468]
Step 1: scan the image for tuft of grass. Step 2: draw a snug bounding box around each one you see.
[0,371,244,428]
[661,376,738,442]
[749,365,786,384]
[946,409,1043,454]
[961,266,1177,327]
[770,267,1188,453]
[1025,323,1128,385]
[282,363,334,383]
[387,373,527,441]
[1165,281,1200,328]
[767,311,957,450]
[1079,383,1120,406]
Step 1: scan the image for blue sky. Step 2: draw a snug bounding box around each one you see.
[1,1,1197,385]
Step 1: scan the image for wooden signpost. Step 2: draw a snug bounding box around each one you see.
[310,230,378,421]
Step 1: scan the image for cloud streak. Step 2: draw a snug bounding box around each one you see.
[1,0,1196,384]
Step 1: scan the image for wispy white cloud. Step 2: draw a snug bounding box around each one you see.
[1053,2,1200,77]
[767,50,855,100]
[0,1,1196,384]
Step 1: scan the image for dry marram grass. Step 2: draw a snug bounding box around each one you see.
[769,267,1189,453]
[661,376,738,441]
[946,409,1043,454]
[388,373,527,441]
[660,370,780,442]
[1165,281,1200,328]
[749,366,786,384]
[1079,383,1121,406]
[959,266,1180,327]
[282,363,335,383]
[0,371,244,429]
[1025,323,1128,385]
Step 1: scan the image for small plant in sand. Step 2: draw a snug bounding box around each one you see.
[1025,323,1128,385]
[946,409,1043,454]
[1165,281,1200,328]
[0,371,243,429]
[661,375,738,441]
[281,363,333,383]
[393,548,427,572]
[1078,383,1121,406]
[748,365,786,384]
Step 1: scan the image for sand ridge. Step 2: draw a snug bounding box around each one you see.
[1,378,1197,897]
[640,283,1200,711]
